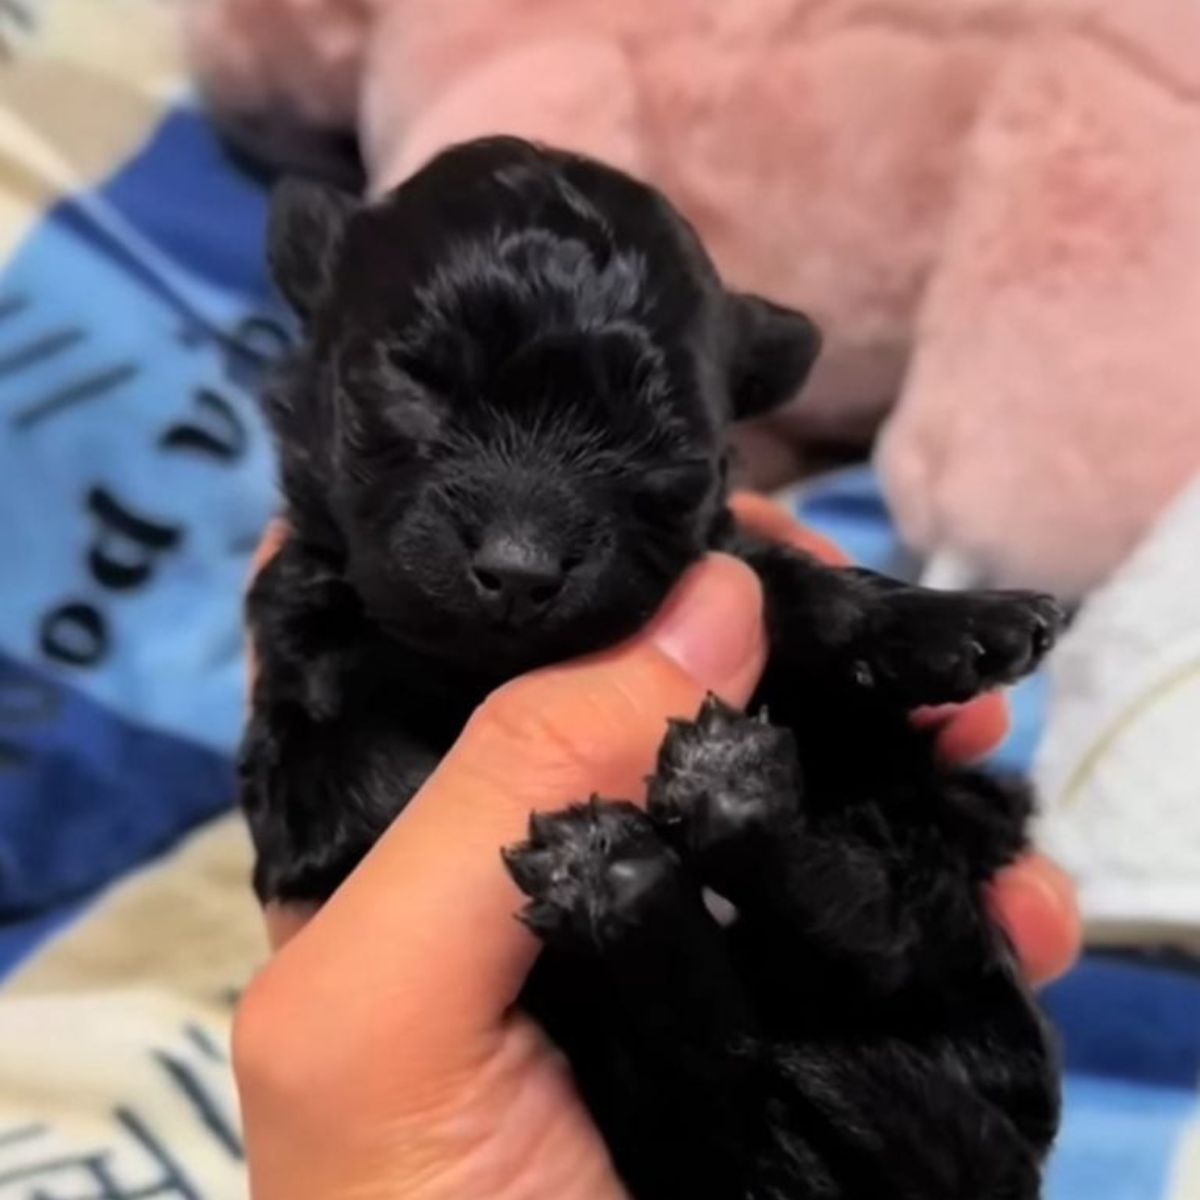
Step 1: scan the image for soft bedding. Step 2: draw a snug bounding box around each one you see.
[0,6,1196,1196]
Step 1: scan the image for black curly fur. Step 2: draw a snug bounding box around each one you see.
[243,136,1063,1199]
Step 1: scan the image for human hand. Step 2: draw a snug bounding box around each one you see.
[235,499,1079,1200]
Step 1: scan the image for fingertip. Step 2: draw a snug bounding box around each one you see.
[244,520,289,694]
[264,902,316,952]
[648,552,767,705]
[729,492,849,566]
[250,519,288,580]
[921,693,1011,764]
[989,856,1082,987]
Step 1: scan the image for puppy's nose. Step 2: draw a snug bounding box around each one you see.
[470,531,568,623]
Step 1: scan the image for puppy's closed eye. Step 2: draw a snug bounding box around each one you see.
[336,349,446,454]
[632,461,714,523]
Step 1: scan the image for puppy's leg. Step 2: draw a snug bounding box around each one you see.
[757,1039,1044,1200]
[646,703,1051,1197]
[243,542,442,903]
[648,697,922,997]
[734,536,1064,707]
[240,702,440,903]
[504,800,756,1200]
[939,768,1036,879]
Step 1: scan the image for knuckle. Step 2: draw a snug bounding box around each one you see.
[472,667,657,780]
[471,680,597,781]
[231,967,307,1100]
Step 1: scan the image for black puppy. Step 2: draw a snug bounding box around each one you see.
[244,136,1062,1200]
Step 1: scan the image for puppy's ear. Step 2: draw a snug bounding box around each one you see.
[268,178,357,320]
[727,293,822,420]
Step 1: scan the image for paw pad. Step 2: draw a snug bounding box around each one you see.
[503,800,677,943]
[648,696,801,857]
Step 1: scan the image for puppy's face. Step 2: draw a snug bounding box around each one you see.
[269,139,819,674]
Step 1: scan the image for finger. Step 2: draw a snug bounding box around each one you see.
[913,693,1011,765]
[265,555,766,1058]
[729,492,849,566]
[245,520,287,695]
[249,519,287,585]
[988,855,1081,987]
[264,902,316,951]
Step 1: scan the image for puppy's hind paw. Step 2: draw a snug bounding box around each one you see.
[647,695,801,863]
[503,799,680,948]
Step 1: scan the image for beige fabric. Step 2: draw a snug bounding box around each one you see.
[7,815,266,1001]
[0,0,180,259]
[0,816,264,1200]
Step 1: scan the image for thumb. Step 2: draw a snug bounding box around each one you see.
[258,554,765,1066]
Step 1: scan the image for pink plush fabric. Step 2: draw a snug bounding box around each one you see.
[877,0,1200,592]
[186,0,1200,595]
[184,0,369,127]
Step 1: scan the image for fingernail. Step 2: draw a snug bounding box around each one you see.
[997,857,1077,919]
[650,554,765,690]
[990,858,1081,985]
[912,704,960,728]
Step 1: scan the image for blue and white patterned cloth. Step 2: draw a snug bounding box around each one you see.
[0,7,1197,1195]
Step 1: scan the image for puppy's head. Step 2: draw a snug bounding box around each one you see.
[268,138,819,673]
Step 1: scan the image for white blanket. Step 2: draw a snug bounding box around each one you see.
[1036,474,1200,945]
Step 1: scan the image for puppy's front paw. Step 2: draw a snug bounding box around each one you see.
[647,696,801,864]
[858,590,1064,706]
[503,800,679,946]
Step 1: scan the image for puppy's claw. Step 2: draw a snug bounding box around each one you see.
[526,810,555,846]
[517,900,560,938]
[697,692,736,732]
[502,843,553,897]
[862,587,1067,705]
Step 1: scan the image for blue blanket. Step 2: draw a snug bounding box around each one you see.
[1,87,1196,1197]
[0,108,279,937]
